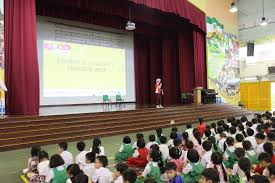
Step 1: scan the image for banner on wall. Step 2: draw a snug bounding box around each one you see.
[0,0,5,114]
[206,17,240,104]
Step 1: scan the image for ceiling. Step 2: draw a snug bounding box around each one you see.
[237,0,275,41]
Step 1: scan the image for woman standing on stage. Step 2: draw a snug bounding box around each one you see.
[155,78,163,108]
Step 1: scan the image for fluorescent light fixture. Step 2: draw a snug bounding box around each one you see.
[260,17,268,26]
[229,2,238,13]
[244,77,257,81]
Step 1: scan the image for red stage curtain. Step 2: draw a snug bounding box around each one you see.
[129,0,206,32]
[178,29,195,93]
[4,0,40,115]
[134,35,150,105]
[193,29,207,88]
[162,38,180,105]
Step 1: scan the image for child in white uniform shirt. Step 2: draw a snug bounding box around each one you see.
[90,138,105,157]
[201,140,213,168]
[92,156,112,183]
[59,142,73,167]
[255,133,266,154]
[167,131,177,148]
[218,133,227,152]
[146,134,158,150]
[37,150,53,183]
[159,136,169,161]
[245,128,258,149]
[75,141,88,170]
[132,133,144,150]
[234,134,244,148]
[113,163,128,183]
[83,152,96,180]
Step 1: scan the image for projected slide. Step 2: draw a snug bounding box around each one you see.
[43,40,126,97]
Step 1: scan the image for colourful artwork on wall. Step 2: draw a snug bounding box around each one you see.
[206,17,240,104]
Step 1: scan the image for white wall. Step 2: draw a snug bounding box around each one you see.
[36,16,136,106]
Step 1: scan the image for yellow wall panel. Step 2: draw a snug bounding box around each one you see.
[240,82,271,111]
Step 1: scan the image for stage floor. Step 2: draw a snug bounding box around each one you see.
[39,103,139,116]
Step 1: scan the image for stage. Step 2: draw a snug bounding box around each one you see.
[0,103,252,152]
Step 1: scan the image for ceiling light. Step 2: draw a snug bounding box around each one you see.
[229,2,238,13]
[260,17,268,26]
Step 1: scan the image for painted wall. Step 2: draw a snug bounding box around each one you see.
[188,0,240,104]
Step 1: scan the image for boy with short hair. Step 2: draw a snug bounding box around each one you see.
[146,134,158,150]
[255,133,266,154]
[114,163,128,183]
[165,162,184,183]
[159,136,169,161]
[75,141,88,170]
[58,142,73,167]
[201,140,212,168]
[83,152,96,180]
[92,156,112,183]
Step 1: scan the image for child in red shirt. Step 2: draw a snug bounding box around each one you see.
[127,139,148,167]
[197,118,206,136]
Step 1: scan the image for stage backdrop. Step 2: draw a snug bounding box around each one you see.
[188,0,240,104]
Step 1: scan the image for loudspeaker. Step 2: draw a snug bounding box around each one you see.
[268,66,275,74]
[247,42,254,56]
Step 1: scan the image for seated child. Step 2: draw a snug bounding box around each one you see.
[72,174,89,183]
[181,149,204,183]
[232,157,252,183]
[231,148,246,176]
[92,156,112,183]
[137,149,163,183]
[206,152,227,183]
[242,140,258,165]
[182,140,194,162]
[146,134,158,150]
[173,139,183,159]
[114,163,128,183]
[215,127,224,142]
[167,131,177,148]
[165,162,184,183]
[38,150,53,183]
[123,169,137,183]
[59,142,73,167]
[155,128,164,144]
[245,128,258,149]
[115,136,133,161]
[223,137,236,169]
[23,146,41,174]
[229,126,237,140]
[255,133,266,154]
[185,124,194,141]
[169,147,184,172]
[132,133,144,150]
[127,139,149,167]
[49,154,68,183]
[250,175,270,183]
[267,164,275,182]
[218,133,226,152]
[159,136,169,161]
[83,152,96,180]
[66,164,83,183]
[254,153,272,175]
[201,140,213,168]
[197,118,206,136]
[199,168,220,183]
[90,138,105,156]
[210,123,217,136]
[75,141,88,170]
[263,142,275,164]
[234,134,244,148]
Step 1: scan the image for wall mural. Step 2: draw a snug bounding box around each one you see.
[206,16,240,104]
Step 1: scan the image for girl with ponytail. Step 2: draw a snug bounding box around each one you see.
[207,152,228,183]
